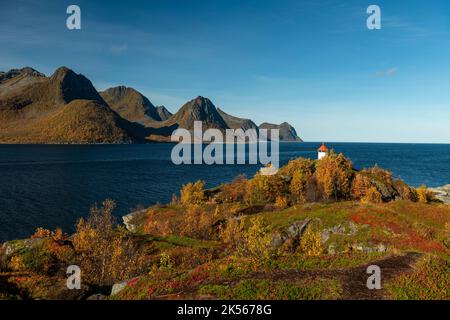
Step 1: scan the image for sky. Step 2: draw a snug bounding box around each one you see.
[1,0,450,143]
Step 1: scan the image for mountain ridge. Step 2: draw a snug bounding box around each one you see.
[0,66,303,143]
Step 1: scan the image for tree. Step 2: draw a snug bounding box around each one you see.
[315,152,353,201]
[72,199,144,286]
[180,180,206,205]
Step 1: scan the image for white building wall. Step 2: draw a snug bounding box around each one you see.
[318,151,326,160]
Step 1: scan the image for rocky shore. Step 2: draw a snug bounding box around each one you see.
[428,184,450,204]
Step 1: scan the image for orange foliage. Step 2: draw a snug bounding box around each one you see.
[315,152,353,201]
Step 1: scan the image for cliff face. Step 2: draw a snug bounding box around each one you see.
[259,122,303,142]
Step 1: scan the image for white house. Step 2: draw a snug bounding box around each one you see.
[318,143,329,160]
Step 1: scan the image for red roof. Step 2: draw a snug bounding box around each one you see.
[318,143,328,152]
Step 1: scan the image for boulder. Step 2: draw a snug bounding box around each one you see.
[122,209,147,232]
[111,281,128,296]
[321,222,359,243]
[428,184,450,204]
[271,218,312,248]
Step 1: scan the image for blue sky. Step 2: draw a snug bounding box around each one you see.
[1,0,450,143]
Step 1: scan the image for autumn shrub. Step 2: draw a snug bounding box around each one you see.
[182,205,216,239]
[180,180,206,205]
[274,196,289,209]
[279,157,316,177]
[72,199,146,286]
[290,171,316,204]
[8,255,26,272]
[416,185,433,204]
[218,175,248,203]
[31,227,52,239]
[20,242,58,275]
[143,208,174,236]
[240,217,275,265]
[351,173,373,200]
[220,218,245,249]
[315,152,353,201]
[245,173,289,204]
[299,226,323,257]
[158,252,173,271]
[361,186,383,204]
[52,228,65,242]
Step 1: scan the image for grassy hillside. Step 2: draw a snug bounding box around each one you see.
[0,153,449,300]
[0,68,138,144]
[0,100,133,144]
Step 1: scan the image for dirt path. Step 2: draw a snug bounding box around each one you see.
[159,252,422,300]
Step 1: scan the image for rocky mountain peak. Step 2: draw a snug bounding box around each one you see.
[50,67,106,104]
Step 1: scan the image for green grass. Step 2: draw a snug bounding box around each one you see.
[276,252,388,270]
[386,255,450,300]
[199,278,343,300]
[144,234,219,249]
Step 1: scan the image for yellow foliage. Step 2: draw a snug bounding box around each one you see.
[361,186,383,204]
[315,152,353,201]
[182,205,216,239]
[416,185,431,204]
[245,173,288,204]
[31,227,51,239]
[159,252,173,270]
[9,255,25,271]
[299,226,323,257]
[180,180,206,205]
[351,173,373,200]
[52,228,65,242]
[274,196,289,209]
[72,199,145,285]
[220,218,245,248]
[240,217,275,265]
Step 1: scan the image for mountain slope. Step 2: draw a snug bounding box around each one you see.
[217,107,259,132]
[100,86,162,124]
[3,100,134,143]
[259,122,302,142]
[0,67,140,143]
[163,96,229,131]
[156,105,172,121]
[0,67,46,99]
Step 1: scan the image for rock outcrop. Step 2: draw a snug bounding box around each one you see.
[428,184,450,204]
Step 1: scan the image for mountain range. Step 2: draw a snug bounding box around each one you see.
[0,66,302,143]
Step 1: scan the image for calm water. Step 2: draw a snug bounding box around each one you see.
[1,142,449,241]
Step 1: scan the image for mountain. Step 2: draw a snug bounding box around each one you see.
[100,86,162,124]
[0,67,46,98]
[0,67,139,143]
[0,66,303,143]
[156,105,172,121]
[217,108,259,132]
[163,96,229,131]
[259,122,303,142]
